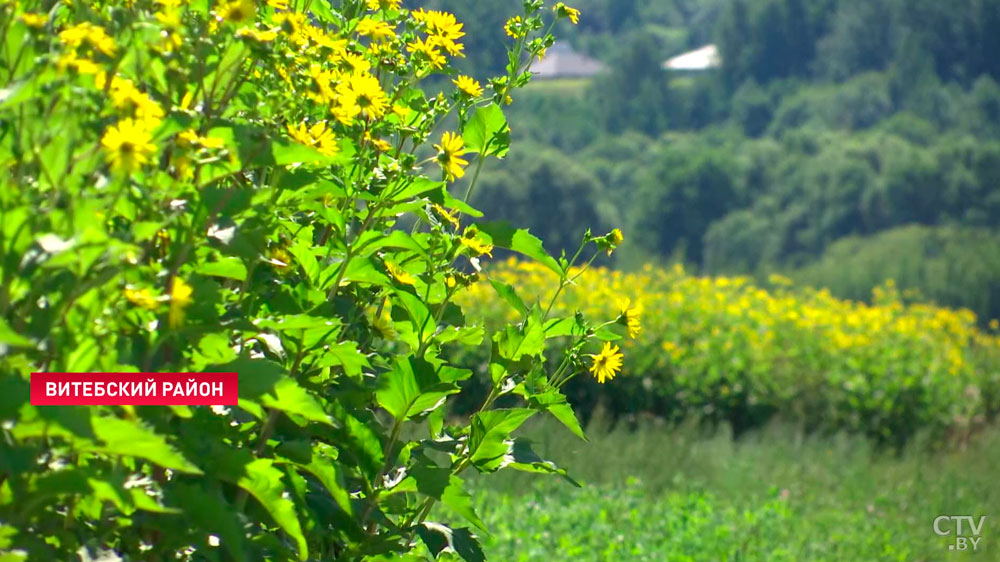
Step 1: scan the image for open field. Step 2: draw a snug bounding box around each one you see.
[434,418,1000,561]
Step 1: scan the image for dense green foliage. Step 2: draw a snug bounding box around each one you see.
[431,0,1000,324]
[0,1,627,560]
[455,419,1000,560]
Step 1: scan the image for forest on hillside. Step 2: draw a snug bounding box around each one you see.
[419,0,1000,324]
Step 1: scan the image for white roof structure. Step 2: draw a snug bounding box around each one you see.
[662,44,721,71]
[532,42,605,79]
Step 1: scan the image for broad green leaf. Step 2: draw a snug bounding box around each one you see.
[418,523,486,562]
[462,104,510,158]
[0,318,31,347]
[314,341,370,376]
[332,257,391,288]
[493,308,545,361]
[65,339,99,372]
[195,256,247,281]
[504,439,581,486]
[529,390,587,441]
[214,358,333,426]
[393,288,435,343]
[376,357,460,421]
[406,464,487,532]
[170,483,248,562]
[468,408,535,471]
[488,278,527,315]
[543,316,586,339]
[356,229,429,260]
[287,239,320,285]
[88,417,202,474]
[236,459,308,560]
[427,184,483,218]
[390,177,445,202]
[295,457,353,516]
[475,221,562,276]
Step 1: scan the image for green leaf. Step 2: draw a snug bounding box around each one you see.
[195,256,247,281]
[287,239,320,285]
[468,408,535,471]
[170,483,248,562]
[488,278,527,315]
[88,417,202,474]
[543,316,587,339]
[65,338,99,372]
[393,288,435,343]
[237,459,308,560]
[356,229,429,260]
[493,307,545,361]
[376,357,461,421]
[333,256,391,288]
[504,439,581,486]
[427,185,483,218]
[407,464,487,532]
[0,317,31,347]
[475,221,561,276]
[215,358,333,426]
[462,104,510,158]
[417,523,486,562]
[529,390,587,441]
[296,456,353,516]
[314,341,370,376]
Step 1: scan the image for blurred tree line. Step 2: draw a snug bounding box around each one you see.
[421,0,1000,324]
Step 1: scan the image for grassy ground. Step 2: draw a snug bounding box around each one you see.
[435,416,1000,561]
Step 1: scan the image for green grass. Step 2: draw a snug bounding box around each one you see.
[522,77,592,96]
[433,416,1000,561]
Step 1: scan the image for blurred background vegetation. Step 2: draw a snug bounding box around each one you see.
[413,0,1000,326]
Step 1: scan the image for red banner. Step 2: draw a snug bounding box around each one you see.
[30,372,239,406]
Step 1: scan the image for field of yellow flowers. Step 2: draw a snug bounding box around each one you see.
[458,259,1000,444]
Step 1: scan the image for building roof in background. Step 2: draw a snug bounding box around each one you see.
[532,41,606,79]
[663,44,721,71]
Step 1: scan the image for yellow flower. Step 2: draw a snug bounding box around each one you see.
[460,227,494,257]
[274,12,308,45]
[553,3,581,25]
[342,51,372,74]
[20,13,47,28]
[453,75,483,97]
[385,261,416,286]
[406,37,447,69]
[337,72,389,120]
[618,298,642,339]
[599,228,624,255]
[168,278,194,328]
[266,0,288,8]
[366,0,401,11]
[504,16,524,39]
[56,53,100,75]
[589,342,623,384]
[991,319,999,331]
[125,287,160,310]
[434,132,468,181]
[236,26,279,43]
[364,132,392,152]
[431,203,460,229]
[356,18,396,42]
[101,119,157,174]
[177,129,225,150]
[107,79,164,129]
[219,0,256,24]
[59,22,116,56]
[287,121,339,157]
